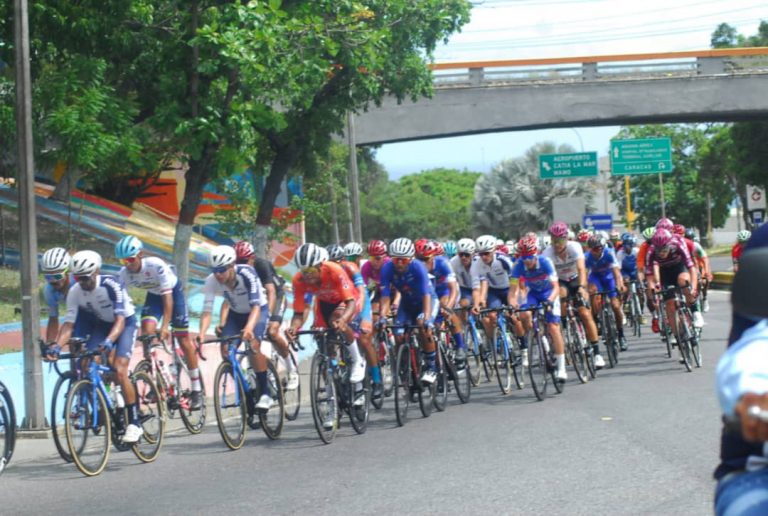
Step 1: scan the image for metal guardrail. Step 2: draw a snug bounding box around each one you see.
[430,47,768,88]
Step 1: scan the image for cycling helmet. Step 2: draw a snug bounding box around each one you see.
[115,235,143,259]
[325,243,344,262]
[343,242,363,257]
[642,226,655,241]
[71,250,102,276]
[433,241,445,256]
[209,245,236,269]
[541,235,551,248]
[587,235,606,249]
[443,241,457,258]
[517,235,538,256]
[475,235,497,253]
[415,239,438,259]
[622,234,635,247]
[389,238,415,258]
[457,238,476,254]
[497,244,509,255]
[684,228,696,240]
[656,217,673,231]
[609,230,621,241]
[41,247,71,273]
[367,239,387,257]
[234,241,255,261]
[294,243,325,269]
[651,229,673,249]
[737,230,752,243]
[577,229,591,243]
[596,230,610,241]
[524,232,538,240]
[567,229,575,240]
[672,224,685,236]
[548,222,568,239]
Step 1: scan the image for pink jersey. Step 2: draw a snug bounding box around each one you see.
[644,235,694,275]
[361,257,390,294]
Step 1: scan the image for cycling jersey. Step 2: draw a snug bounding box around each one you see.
[431,255,456,298]
[253,257,286,291]
[449,255,473,290]
[617,247,639,279]
[637,241,651,272]
[541,242,584,282]
[63,275,136,324]
[292,261,357,314]
[43,275,75,318]
[380,259,436,307]
[119,256,177,295]
[585,247,620,277]
[470,252,515,290]
[644,236,694,275]
[732,243,745,266]
[511,255,557,295]
[202,264,265,315]
[361,258,390,294]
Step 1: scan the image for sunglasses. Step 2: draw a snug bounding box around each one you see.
[553,237,567,244]
[74,274,94,283]
[211,265,231,274]
[392,257,411,265]
[301,266,320,275]
[119,256,139,265]
[370,255,384,261]
[521,254,537,261]
[480,251,493,257]
[44,272,67,282]
[459,252,472,258]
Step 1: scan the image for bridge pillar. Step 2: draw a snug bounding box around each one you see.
[698,57,725,75]
[582,62,598,81]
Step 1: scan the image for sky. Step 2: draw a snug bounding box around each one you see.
[375,0,766,179]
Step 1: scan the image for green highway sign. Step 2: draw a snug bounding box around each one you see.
[539,152,598,179]
[610,137,673,175]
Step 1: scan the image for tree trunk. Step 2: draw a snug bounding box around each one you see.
[254,144,296,258]
[51,167,79,202]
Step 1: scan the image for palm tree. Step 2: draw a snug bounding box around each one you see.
[472,142,595,239]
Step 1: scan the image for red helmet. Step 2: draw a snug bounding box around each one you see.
[234,241,255,262]
[432,241,445,256]
[577,229,591,243]
[672,223,685,236]
[517,236,538,256]
[415,239,438,259]
[497,244,509,255]
[652,229,673,248]
[656,217,673,231]
[549,221,569,239]
[367,239,387,257]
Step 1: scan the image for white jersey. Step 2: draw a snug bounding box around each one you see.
[119,256,177,295]
[541,241,584,282]
[202,264,266,315]
[470,252,515,290]
[449,255,473,289]
[63,275,136,324]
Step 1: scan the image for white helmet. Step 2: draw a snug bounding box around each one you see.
[343,242,363,257]
[293,243,325,269]
[41,247,71,272]
[208,245,236,269]
[475,235,497,253]
[457,238,476,254]
[505,239,516,248]
[389,238,415,258]
[70,250,102,276]
[541,235,552,248]
[567,229,575,240]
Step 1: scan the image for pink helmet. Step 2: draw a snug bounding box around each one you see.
[652,229,673,248]
[656,217,674,231]
[548,221,569,239]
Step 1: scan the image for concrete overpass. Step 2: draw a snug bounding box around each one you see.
[353,48,768,146]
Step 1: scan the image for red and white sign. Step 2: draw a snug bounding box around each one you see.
[747,185,766,211]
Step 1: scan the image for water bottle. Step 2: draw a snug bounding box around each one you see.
[168,361,178,387]
[114,385,125,408]
[542,335,551,354]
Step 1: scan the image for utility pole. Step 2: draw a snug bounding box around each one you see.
[15,0,46,431]
[658,173,666,219]
[624,176,635,231]
[346,112,362,243]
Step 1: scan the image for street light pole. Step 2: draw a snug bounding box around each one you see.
[14,0,46,431]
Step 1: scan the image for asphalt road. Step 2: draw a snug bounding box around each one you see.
[1,291,733,515]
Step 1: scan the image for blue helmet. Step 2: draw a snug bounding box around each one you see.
[443,241,457,258]
[621,232,634,246]
[115,235,143,259]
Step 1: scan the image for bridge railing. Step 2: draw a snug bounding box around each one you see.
[431,48,768,88]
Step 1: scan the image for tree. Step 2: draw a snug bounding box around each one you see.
[472,142,595,239]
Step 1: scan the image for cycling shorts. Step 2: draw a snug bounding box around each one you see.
[222,305,269,341]
[393,297,439,336]
[76,311,138,360]
[558,278,587,308]
[523,290,561,324]
[659,261,688,300]
[486,287,509,309]
[588,272,618,299]
[459,287,473,303]
[315,300,361,333]
[141,281,189,335]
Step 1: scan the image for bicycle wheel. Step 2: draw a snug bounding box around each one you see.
[282,353,301,421]
[309,353,337,443]
[527,329,548,401]
[660,308,673,358]
[131,370,165,463]
[1,383,15,465]
[383,332,396,397]
[65,379,111,477]
[371,333,389,410]
[51,372,77,462]
[491,327,512,394]
[632,294,642,338]
[449,341,471,404]
[565,321,588,384]
[349,374,371,434]
[575,318,596,379]
[476,323,494,382]
[433,340,449,412]
[603,308,619,367]
[393,343,411,427]
[213,362,247,450]
[687,312,702,368]
[0,400,7,475]
[677,312,693,373]
[463,325,482,387]
[258,361,285,440]
[417,346,435,418]
[176,359,206,434]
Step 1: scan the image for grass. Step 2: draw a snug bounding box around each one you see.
[0,267,21,325]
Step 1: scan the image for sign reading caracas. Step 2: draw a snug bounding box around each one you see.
[610,137,673,175]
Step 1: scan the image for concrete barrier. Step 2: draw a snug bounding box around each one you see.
[711,271,734,291]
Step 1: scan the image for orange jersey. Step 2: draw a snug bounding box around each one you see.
[637,241,651,272]
[339,260,365,312]
[292,261,356,313]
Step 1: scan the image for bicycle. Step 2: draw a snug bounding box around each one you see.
[652,288,674,359]
[298,329,371,443]
[388,324,437,427]
[593,290,620,368]
[434,317,471,405]
[0,378,16,475]
[478,306,524,394]
[268,334,302,421]
[205,334,285,450]
[135,333,207,434]
[660,285,701,372]
[370,322,396,410]
[61,347,164,476]
[560,295,595,383]
[623,279,644,338]
[456,306,493,386]
[518,303,563,401]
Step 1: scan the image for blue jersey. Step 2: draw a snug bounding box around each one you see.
[380,259,436,307]
[617,248,638,277]
[511,256,557,295]
[585,247,619,277]
[431,255,456,298]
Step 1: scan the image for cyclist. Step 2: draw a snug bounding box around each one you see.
[233,241,298,391]
[415,239,467,367]
[542,222,605,369]
[377,238,440,384]
[451,238,476,327]
[585,234,628,351]
[470,235,528,366]
[361,240,399,325]
[286,243,367,405]
[199,245,273,410]
[46,250,142,443]
[509,235,568,382]
[617,233,645,320]
[40,247,75,343]
[732,230,751,273]
[326,243,382,399]
[638,226,662,333]
[577,229,591,252]
[686,228,713,312]
[609,230,623,252]
[645,229,703,329]
[115,235,202,409]
[343,241,364,264]
[443,241,457,259]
